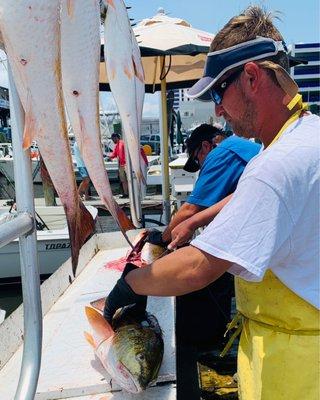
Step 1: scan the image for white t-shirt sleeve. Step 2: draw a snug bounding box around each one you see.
[191,176,294,281]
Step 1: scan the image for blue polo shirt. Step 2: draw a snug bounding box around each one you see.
[73,140,86,169]
[187,136,261,207]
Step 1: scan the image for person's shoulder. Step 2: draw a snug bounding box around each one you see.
[221,136,260,149]
[216,136,261,162]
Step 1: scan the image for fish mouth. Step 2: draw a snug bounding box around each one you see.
[114,361,144,393]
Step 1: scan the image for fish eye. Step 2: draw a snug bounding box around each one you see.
[136,353,145,362]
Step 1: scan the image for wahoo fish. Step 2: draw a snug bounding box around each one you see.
[85,303,164,393]
[103,0,146,184]
[60,0,135,239]
[0,1,95,276]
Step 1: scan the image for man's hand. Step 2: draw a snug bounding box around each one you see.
[103,263,147,322]
[146,228,169,247]
[168,219,196,250]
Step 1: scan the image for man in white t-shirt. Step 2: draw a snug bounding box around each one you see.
[103,7,319,399]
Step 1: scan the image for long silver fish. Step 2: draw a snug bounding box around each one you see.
[85,303,164,393]
[60,0,135,238]
[103,0,146,184]
[0,0,95,276]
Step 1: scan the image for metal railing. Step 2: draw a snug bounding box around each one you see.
[0,64,43,400]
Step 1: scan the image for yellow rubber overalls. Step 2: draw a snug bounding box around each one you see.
[230,97,320,399]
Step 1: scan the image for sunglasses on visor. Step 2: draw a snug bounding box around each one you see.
[209,68,243,105]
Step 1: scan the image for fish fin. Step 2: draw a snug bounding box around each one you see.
[106,0,115,9]
[106,61,116,80]
[132,55,144,83]
[84,331,96,348]
[85,306,114,339]
[67,0,74,17]
[101,198,135,244]
[114,202,135,232]
[22,94,37,149]
[66,200,95,277]
[90,297,107,313]
[124,65,133,80]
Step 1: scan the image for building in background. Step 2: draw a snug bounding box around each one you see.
[171,88,191,111]
[291,42,320,114]
[179,100,223,131]
[141,117,160,136]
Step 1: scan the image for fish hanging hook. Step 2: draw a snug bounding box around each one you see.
[160,54,172,81]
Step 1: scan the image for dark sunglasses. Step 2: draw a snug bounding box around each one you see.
[209,68,243,105]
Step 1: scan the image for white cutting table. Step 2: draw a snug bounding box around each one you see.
[0,232,176,399]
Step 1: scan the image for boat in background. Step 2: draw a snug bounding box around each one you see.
[0,205,98,280]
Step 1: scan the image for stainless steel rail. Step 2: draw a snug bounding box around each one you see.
[3,64,43,400]
[0,212,33,248]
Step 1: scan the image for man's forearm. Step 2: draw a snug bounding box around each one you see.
[126,245,231,296]
[162,203,202,242]
[187,194,233,230]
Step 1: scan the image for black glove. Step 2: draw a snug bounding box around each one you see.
[147,229,169,247]
[103,263,147,323]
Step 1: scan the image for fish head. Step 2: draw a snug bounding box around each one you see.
[85,304,164,393]
[141,242,166,265]
[112,317,164,392]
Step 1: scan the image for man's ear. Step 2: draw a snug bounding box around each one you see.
[243,62,261,92]
[201,140,211,153]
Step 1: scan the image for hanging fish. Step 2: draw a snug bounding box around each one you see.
[60,0,135,241]
[0,0,95,276]
[103,0,146,185]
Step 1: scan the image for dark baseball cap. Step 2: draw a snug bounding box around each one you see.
[183,124,223,172]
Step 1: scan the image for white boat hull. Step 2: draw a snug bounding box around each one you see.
[0,230,71,279]
[0,206,98,279]
[0,157,42,183]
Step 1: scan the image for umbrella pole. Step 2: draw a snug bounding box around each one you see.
[159,56,171,225]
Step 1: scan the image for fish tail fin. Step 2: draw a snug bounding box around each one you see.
[22,94,37,149]
[66,200,95,277]
[84,331,96,348]
[101,197,135,247]
[115,202,135,231]
[113,202,135,248]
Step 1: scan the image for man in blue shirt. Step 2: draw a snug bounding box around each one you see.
[73,140,91,200]
[155,124,261,241]
[185,127,261,208]
[148,123,261,350]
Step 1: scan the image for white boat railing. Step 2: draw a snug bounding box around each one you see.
[0,64,42,400]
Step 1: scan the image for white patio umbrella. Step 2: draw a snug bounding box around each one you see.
[100,8,214,223]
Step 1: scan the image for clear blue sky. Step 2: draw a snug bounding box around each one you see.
[1,1,319,116]
[129,0,319,44]
[125,0,320,116]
